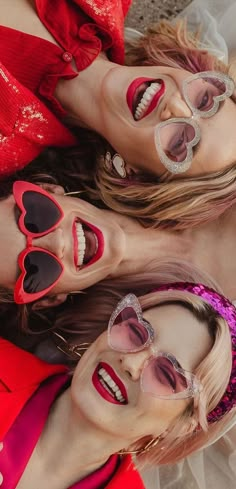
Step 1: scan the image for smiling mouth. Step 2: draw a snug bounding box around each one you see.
[73,219,104,269]
[127,77,165,121]
[92,362,128,405]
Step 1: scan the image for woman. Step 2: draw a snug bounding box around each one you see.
[2,1,236,229]
[0,276,235,488]
[4,173,236,339]
[0,179,187,308]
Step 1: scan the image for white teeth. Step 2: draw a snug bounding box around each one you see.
[135,82,161,121]
[98,367,126,403]
[75,222,85,266]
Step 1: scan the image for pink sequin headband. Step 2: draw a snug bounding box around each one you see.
[152,283,236,423]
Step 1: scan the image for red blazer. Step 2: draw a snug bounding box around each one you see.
[0,339,144,488]
[0,338,67,439]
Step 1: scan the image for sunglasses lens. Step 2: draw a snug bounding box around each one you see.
[141,356,188,398]
[109,306,149,351]
[22,191,61,234]
[186,76,228,113]
[159,122,196,163]
[23,250,63,293]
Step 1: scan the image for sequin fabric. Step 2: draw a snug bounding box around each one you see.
[0,62,76,177]
[152,283,236,423]
[79,0,132,62]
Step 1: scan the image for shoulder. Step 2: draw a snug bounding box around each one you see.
[0,338,67,439]
[0,338,67,388]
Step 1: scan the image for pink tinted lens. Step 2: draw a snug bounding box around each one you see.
[141,356,188,397]
[109,306,149,351]
[186,76,227,113]
[159,122,196,162]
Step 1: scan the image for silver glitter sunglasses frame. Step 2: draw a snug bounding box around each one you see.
[107,293,201,400]
[154,71,235,174]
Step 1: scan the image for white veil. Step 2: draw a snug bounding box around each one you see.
[126,1,236,487]
[178,0,236,63]
[141,414,236,489]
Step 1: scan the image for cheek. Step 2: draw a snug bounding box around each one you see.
[137,398,188,435]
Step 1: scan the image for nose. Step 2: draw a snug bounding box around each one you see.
[31,227,65,259]
[119,349,151,381]
[160,93,192,121]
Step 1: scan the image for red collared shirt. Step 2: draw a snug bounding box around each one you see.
[0,0,131,117]
[0,0,131,177]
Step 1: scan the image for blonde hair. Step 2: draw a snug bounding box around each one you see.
[50,260,233,467]
[130,291,232,467]
[92,20,236,229]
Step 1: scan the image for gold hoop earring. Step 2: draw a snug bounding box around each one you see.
[64,191,81,196]
[118,436,161,456]
[69,291,86,295]
[53,332,90,360]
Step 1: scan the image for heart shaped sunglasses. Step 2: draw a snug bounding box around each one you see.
[108,294,201,400]
[13,181,64,304]
[154,71,235,174]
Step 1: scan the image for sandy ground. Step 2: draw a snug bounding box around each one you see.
[126,0,192,31]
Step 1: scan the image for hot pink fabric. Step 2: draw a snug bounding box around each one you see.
[0,374,119,488]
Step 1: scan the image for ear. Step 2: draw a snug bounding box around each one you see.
[126,165,141,177]
[31,293,68,310]
[38,183,65,195]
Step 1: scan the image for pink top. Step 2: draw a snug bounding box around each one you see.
[0,374,119,488]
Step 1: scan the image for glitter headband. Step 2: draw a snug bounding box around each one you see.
[152,283,236,423]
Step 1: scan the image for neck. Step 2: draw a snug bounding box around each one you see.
[109,207,236,302]
[55,54,117,131]
[109,212,192,280]
[180,206,236,301]
[19,389,127,489]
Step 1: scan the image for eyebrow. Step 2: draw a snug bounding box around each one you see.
[192,140,201,159]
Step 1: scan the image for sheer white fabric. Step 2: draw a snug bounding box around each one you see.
[141,415,236,489]
[178,0,236,62]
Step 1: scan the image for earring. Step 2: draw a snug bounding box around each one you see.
[104,151,127,178]
[53,332,90,360]
[118,436,161,456]
[69,291,86,295]
[64,191,81,196]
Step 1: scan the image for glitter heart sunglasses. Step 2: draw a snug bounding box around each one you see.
[154,71,235,174]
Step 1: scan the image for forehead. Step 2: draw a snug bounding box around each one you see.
[143,303,212,371]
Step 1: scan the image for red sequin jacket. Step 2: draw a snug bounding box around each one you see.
[0,0,131,177]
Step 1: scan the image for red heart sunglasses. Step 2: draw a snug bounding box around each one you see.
[13,181,65,304]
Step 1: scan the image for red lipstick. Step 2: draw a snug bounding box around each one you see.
[92,362,128,405]
[73,220,79,268]
[72,218,104,270]
[126,77,149,113]
[126,77,165,120]
[82,219,104,268]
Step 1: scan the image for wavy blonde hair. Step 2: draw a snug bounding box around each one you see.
[92,20,236,229]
